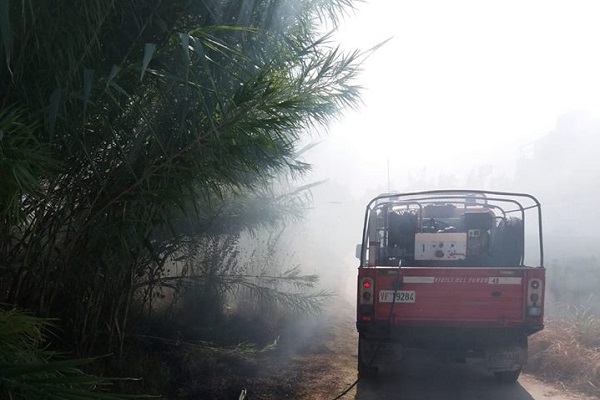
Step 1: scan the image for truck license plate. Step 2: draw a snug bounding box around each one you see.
[379,290,416,303]
[485,347,525,370]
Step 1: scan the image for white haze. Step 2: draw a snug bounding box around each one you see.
[291,0,600,299]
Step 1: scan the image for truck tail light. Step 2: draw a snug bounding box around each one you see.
[358,276,375,322]
[360,278,374,305]
[530,280,540,289]
[527,278,543,317]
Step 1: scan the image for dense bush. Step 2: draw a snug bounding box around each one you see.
[0,0,363,357]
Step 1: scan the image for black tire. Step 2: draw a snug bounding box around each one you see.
[358,335,378,378]
[492,217,524,265]
[494,368,521,383]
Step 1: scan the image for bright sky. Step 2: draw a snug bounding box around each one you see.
[308,0,600,190]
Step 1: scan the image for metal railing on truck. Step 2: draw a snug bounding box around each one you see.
[358,189,544,268]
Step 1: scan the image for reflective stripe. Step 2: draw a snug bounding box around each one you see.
[401,276,522,284]
[403,276,435,283]
[488,277,522,285]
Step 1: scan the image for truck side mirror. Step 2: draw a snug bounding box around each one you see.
[355,244,362,259]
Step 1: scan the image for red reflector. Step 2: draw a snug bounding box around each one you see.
[362,280,372,288]
[361,316,372,321]
[530,293,539,303]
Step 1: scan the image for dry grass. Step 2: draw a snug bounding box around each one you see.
[526,317,600,396]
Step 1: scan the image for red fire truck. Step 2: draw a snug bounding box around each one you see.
[356,190,545,382]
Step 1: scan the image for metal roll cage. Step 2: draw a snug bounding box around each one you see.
[360,189,544,267]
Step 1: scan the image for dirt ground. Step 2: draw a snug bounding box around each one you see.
[244,299,596,400]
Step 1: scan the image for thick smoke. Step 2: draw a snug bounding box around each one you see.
[294,111,600,314]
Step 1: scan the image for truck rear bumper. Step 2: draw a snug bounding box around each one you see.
[357,322,529,352]
[358,325,529,374]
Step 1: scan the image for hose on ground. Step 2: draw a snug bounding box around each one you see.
[329,263,403,399]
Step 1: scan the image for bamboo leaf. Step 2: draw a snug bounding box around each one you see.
[106,65,120,87]
[190,36,223,109]
[0,0,12,74]
[82,68,95,113]
[108,81,130,98]
[48,89,61,139]
[0,359,89,377]
[140,43,156,81]
[22,375,112,385]
[178,32,189,63]
[105,65,129,97]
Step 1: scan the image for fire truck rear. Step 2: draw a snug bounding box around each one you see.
[356,190,545,382]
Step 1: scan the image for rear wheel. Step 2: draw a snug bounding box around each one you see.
[494,367,521,383]
[358,335,378,378]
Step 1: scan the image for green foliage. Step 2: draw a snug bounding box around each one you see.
[146,227,332,324]
[0,107,58,225]
[0,307,145,400]
[572,305,600,349]
[0,0,363,358]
